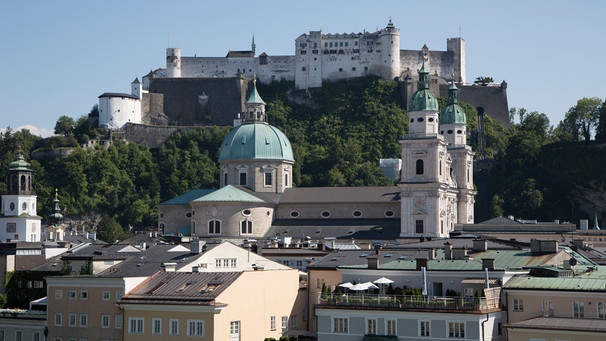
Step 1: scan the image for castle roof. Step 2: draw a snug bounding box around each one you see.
[98,92,139,100]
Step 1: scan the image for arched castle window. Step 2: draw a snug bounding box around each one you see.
[416,160,424,175]
[208,220,221,234]
[21,175,26,191]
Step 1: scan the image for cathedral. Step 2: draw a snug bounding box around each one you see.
[158,61,474,242]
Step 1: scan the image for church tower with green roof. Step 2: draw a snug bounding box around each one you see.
[399,64,475,239]
[218,78,294,194]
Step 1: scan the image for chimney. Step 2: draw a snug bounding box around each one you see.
[473,239,487,252]
[416,258,428,271]
[190,239,206,254]
[444,242,452,260]
[374,244,382,255]
[580,219,589,230]
[367,256,379,269]
[452,248,468,260]
[162,262,177,272]
[482,258,495,271]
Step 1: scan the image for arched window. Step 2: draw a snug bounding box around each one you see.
[20,175,26,191]
[416,160,424,175]
[208,220,221,234]
[241,220,253,235]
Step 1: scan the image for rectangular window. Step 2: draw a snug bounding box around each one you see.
[333,317,348,333]
[102,291,110,300]
[80,291,88,300]
[187,320,204,336]
[116,292,123,300]
[68,314,77,327]
[366,319,377,335]
[115,314,123,329]
[128,317,144,334]
[598,302,606,319]
[448,322,465,338]
[281,316,288,332]
[69,290,77,299]
[208,219,221,234]
[264,172,272,186]
[290,315,297,329]
[33,331,41,341]
[230,258,237,267]
[152,318,161,335]
[386,320,397,335]
[230,321,240,336]
[80,314,88,327]
[415,220,424,234]
[101,315,110,328]
[513,298,524,311]
[420,321,430,336]
[15,330,22,341]
[55,313,62,326]
[55,290,63,299]
[270,316,276,330]
[169,319,179,335]
[574,301,585,317]
[239,172,247,186]
[542,300,553,315]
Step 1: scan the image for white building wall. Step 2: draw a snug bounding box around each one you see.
[98,96,141,130]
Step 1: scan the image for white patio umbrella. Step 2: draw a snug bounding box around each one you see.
[373,277,394,294]
[338,282,354,293]
[349,283,369,292]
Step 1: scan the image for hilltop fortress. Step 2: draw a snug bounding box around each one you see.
[144,20,466,90]
[99,20,509,146]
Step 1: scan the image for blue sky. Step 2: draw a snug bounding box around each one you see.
[1,0,604,137]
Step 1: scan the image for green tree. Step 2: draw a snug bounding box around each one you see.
[97,216,126,243]
[560,97,603,141]
[54,115,76,136]
[474,76,493,85]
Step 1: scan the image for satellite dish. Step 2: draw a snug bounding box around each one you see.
[569,258,578,266]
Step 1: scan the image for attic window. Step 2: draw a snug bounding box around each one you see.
[385,210,395,217]
[352,210,362,218]
[177,282,194,292]
[321,210,331,218]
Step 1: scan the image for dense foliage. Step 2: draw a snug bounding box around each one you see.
[1,78,605,242]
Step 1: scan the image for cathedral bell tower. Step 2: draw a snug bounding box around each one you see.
[399,61,474,239]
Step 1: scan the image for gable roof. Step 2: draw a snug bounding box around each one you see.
[118,271,242,305]
[190,185,266,203]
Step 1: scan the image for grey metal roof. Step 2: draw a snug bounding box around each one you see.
[279,186,401,204]
[267,218,401,240]
[504,316,606,332]
[158,189,216,206]
[98,92,139,100]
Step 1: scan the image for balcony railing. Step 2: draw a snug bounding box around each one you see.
[316,293,501,312]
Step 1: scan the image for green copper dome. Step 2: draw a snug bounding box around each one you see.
[440,80,466,125]
[409,61,439,112]
[9,154,32,171]
[218,122,294,162]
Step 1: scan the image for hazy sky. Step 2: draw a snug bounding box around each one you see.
[1,0,604,137]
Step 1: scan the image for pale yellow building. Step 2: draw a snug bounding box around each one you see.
[118,268,304,340]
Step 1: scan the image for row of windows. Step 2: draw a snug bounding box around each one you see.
[270,315,297,332]
[301,66,370,72]
[55,290,122,301]
[129,317,206,337]
[289,210,395,218]
[512,298,606,318]
[0,330,42,341]
[54,313,122,328]
[334,318,467,338]
[224,170,289,188]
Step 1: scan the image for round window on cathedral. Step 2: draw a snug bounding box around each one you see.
[457,129,463,134]
[428,117,434,122]
[9,202,15,211]
[22,202,27,210]
[242,209,251,216]
[417,117,424,122]
[290,211,300,218]
[186,212,192,218]
[447,130,453,134]
[159,213,164,218]
[352,210,362,218]
[440,130,444,135]
[385,210,395,217]
[321,210,331,218]
[410,118,414,123]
